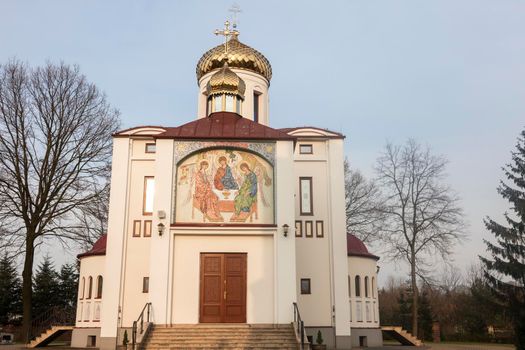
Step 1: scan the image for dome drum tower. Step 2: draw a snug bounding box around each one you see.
[196,23,272,125]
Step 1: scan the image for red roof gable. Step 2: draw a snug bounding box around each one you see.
[347,233,379,260]
[156,112,295,141]
[77,234,107,259]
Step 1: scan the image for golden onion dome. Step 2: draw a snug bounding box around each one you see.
[206,62,246,98]
[197,36,272,83]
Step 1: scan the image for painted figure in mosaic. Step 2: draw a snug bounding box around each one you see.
[194,161,223,222]
[214,156,239,191]
[231,163,257,222]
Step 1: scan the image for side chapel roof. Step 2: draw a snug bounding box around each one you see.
[77,234,107,259]
[347,233,380,260]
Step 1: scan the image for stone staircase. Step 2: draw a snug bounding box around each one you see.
[381,326,423,346]
[140,324,299,350]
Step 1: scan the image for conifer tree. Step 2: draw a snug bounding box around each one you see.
[58,263,79,308]
[0,253,22,325]
[32,256,60,317]
[481,129,525,349]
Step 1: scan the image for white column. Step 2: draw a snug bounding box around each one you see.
[100,138,131,349]
[327,139,351,337]
[147,139,175,325]
[274,140,297,323]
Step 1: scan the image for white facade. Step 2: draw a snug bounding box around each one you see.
[72,31,381,350]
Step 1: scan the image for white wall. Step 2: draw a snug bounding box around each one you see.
[348,256,380,328]
[76,255,105,328]
[170,233,275,324]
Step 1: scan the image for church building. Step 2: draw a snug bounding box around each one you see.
[71,21,382,349]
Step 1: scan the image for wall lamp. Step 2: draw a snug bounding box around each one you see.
[157,222,165,236]
[282,224,289,237]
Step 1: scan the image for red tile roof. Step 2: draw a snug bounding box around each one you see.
[347,233,379,260]
[156,112,295,141]
[77,234,107,259]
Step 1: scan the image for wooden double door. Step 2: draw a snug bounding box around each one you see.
[199,253,247,323]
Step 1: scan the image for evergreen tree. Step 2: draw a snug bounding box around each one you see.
[58,263,79,308]
[0,253,22,325]
[32,256,60,317]
[481,129,525,349]
[417,289,433,341]
[398,290,412,332]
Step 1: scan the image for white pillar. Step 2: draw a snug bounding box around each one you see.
[274,140,297,323]
[99,138,131,350]
[147,139,175,325]
[327,139,351,344]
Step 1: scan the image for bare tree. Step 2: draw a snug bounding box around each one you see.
[375,139,465,337]
[344,159,385,243]
[0,60,120,341]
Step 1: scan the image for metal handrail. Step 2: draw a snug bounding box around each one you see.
[293,302,307,350]
[29,305,75,342]
[131,302,151,350]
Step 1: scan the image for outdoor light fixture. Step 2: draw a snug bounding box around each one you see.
[157,222,165,236]
[282,224,289,237]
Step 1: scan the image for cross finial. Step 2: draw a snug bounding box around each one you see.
[229,3,242,29]
[214,19,239,55]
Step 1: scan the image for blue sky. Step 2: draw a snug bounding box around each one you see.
[1,0,524,285]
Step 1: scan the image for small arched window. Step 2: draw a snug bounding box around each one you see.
[87,276,93,299]
[372,277,376,298]
[96,276,103,299]
[80,277,85,299]
[355,275,361,297]
[365,276,369,297]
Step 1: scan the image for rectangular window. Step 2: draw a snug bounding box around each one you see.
[349,300,352,322]
[214,95,221,112]
[316,220,324,238]
[142,277,149,293]
[145,143,156,153]
[78,302,83,322]
[366,301,371,322]
[133,220,141,237]
[305,221,313,238]
[299,177,313,215]
[300,278,311,295]
[373,301,377,322]
[84,302,91,322]
[143,220,152,237]
[143,177,155,215]
[93,302,101,321]
[253,92,260,123]
[299,144,313,154]
[295,220,302,237]
[225,95,234,112]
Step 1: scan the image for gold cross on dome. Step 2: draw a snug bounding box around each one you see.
[214,20,239,54]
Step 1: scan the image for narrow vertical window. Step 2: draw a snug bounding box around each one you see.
[236,97,241,114]
[96,276,103,299]
[295,221,302,237]
[372,277,376,298]
[133,220,141,237]
[365,276,369,297]
[143,177,155,215]
[80,277,85,299]
[87,276,93,299]
[144,220,152,237]
[206,96,211,116]
[225,95,234,112]
[348,275,352,297]
[143,277,149,293]
[214,95,221,112]
[305,221,313,238]
[315,221,324,238]
[355,275,361,297]
[356,301,363,322]
[299,177,313,215]
[253,92,260,123]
